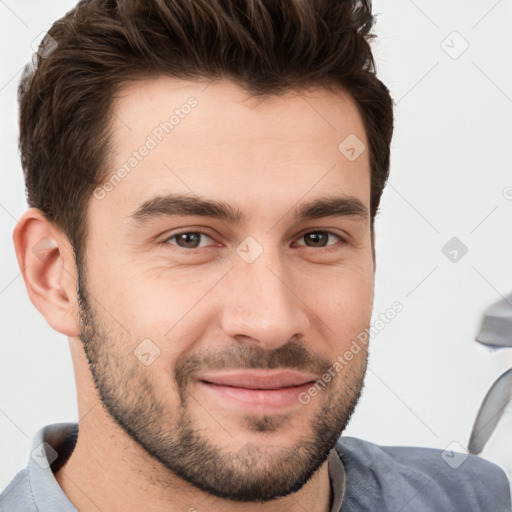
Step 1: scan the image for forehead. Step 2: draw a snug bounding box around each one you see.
[93,76,370,226]
[109,77,367,154]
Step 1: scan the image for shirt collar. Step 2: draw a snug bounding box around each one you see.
[29,422,78,512]
[328,444,346,512]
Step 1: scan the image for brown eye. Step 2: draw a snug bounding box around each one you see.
[165,231,214,249]
[296,231,343,248]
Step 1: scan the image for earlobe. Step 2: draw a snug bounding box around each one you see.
[12,208,80,337]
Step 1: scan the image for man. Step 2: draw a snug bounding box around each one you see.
[1,0,510,511]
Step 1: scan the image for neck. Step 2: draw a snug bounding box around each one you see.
[56,339,334,512]
[54,416,333,512]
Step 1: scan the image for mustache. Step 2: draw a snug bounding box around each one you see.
[174,340,332,390]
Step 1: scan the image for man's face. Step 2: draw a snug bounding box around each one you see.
[77,77,374,501]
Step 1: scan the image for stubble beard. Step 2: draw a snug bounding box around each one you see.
[76,258,368,502]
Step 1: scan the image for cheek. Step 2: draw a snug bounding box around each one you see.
[87,265,224,369]
[303,262,374,346]
[89,253,208,323]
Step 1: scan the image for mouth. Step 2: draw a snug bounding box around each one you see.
[196,370,317,411]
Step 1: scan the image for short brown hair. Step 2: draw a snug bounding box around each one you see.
[18,0,393,258]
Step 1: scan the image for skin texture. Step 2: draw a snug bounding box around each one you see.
[14,77,375,512]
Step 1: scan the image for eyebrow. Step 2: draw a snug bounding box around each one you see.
[128,193,368,225]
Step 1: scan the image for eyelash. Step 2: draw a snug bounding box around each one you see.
[160,229,347,254]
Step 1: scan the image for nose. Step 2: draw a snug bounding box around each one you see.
[219,249,310,351]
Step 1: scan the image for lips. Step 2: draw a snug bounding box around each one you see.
[196,370,318,411]
[198,370,317,390]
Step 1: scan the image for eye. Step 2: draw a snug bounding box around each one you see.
[161,229,346,253]
[295,230,345,248]
[163,230,215,249]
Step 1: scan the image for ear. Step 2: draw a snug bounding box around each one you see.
[13,208,80,337]
[371,227,376,275]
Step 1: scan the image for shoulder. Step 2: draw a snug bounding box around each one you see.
[0,468,37,512]
[0,422,78,512]
[335,436,511,512]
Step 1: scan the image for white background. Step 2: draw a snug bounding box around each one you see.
[1,0,511,492]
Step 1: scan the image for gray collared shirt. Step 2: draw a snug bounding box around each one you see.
[1,422,510,511]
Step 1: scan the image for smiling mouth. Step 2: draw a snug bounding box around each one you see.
[196,370,318,410]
